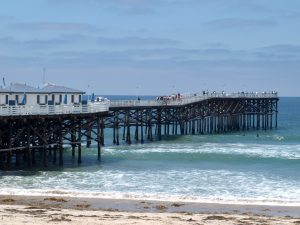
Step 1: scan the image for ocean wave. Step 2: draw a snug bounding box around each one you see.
[1,169,300,207]
[103,143,300,160]
[1,187,300,207]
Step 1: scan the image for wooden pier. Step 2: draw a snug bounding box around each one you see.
[0,92,279,170]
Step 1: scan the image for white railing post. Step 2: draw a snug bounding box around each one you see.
[0,93,278,116]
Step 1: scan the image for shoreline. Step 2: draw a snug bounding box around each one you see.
[1,194,300,216]
[0,194,300,225]
[1,189,300,207]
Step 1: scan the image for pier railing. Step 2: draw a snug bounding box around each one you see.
[0,102,109,116]
[0,92,278,115]
[110,92,278,108]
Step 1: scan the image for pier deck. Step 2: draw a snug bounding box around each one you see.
[0,92,279,169]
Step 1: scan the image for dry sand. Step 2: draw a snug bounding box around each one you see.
[0,195,300,225]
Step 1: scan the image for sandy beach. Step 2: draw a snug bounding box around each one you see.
[0,195,299,225]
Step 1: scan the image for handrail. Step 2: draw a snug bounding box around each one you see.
[0,92,278,115]
[0,102,109,116]
[109,92,278,108]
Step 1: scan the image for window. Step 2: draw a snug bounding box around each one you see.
[45,95,48,104]
[52,94,55,102]
[71,95,74,103]
[37,95,40,104]
[59,94,62,103]
[5,95,8,104]
[15,95,19,104]
[79,95,82,103]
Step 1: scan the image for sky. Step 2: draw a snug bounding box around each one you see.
[0,0,300,96]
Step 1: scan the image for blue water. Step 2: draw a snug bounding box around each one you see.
[0,97,300,205]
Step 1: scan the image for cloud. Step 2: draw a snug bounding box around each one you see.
[253,44,300,60]
[97,36,181,46]
[36,47,242,68]
[8,22,101,32]
[48,0,161,15]
[205,18,277,29]
[37,44,300,69]
[258,44,300,53]
[0,35,80,49]
[0,35,181,50]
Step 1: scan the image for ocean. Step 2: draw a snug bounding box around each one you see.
[1,97,300,206]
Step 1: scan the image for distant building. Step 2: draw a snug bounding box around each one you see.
[0,83,39,106]
[0,82,85,106]
[40,83,85,105]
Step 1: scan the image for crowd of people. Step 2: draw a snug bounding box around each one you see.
[156,93,181,103]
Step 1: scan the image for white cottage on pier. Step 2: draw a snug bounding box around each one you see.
[0,83,85,107]
[0,82,109,116]
[40,83,84,105]
[0,83,40,106]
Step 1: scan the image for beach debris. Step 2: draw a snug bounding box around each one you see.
[204,215,230,221]
[75,203,90,209]
[171,203,184,208]
[44,197,67,203]
[155,205,167,211]
[0,198,15,203]
[49,215,72,222]
[127,215,141,219]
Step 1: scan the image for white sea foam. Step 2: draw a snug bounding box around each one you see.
[104,142,300,159]
[1,168,300,206]
[1,187,300,207]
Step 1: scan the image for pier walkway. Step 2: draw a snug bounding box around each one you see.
[0,92,279,169]
[0,102,109,117]
[110,92,278,108]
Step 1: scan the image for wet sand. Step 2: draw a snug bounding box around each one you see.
[0,195,299,224]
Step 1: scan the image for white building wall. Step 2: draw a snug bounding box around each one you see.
[40,95,47,104]
[0,94,6,105]
[8,93,19,104]
[27,94,38,106]
[0,93,83,106]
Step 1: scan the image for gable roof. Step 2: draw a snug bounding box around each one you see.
[3,83,41,93]
[0,87,7,93]
[41,83,85,94]
[0,82,85,94]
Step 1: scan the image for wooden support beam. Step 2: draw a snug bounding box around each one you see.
[71,125,76,157]
[59,122,63,166]
[42,123,48,167]
[140,111,144,144]
[52,132,57,164]
[97,116,101,160]
[135,111,139,142]
[275,100,278,129]
[157,109,162,140]
[27,126,32,168]
[116,113,120,145]
[101,118,105,146]
[86,125,92,148]
[113,113,116,145]
[78,120,82,164]
[6,124,13,169]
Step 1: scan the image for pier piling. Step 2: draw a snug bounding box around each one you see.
[0,92,279,169]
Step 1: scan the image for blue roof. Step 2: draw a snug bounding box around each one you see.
[0,82,85,94]
[0,87,7,93]
[41,83,85,94]
[3,83,41,93]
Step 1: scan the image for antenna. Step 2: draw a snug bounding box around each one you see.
[43,68,46,84]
